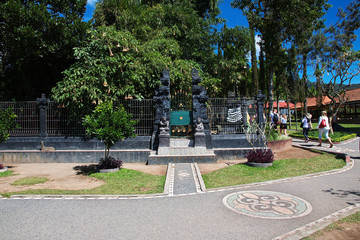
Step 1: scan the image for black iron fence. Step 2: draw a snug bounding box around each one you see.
[207,98,258,134]
[1,93,265,137]
[0,98,154,137]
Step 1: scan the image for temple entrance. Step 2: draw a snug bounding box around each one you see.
[170,89,192,137]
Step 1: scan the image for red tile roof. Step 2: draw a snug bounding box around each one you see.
[291,88,360,109]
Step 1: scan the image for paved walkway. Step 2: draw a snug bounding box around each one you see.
[0,137,360,239]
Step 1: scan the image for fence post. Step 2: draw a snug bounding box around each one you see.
[256,90,266,128]
[37,93,48,138]
[241,97,248,128]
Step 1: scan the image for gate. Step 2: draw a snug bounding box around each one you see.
[170,89,192,137]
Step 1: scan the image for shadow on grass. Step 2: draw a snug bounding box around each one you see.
[73,164,98,175]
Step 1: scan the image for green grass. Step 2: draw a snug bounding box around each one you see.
[288,130,356,142]
[1,168,166,197]
[202,153,346,189]
[11,177,48,186]
[302,211,360,240]
[0,170,13,178]
[339,123,360,135]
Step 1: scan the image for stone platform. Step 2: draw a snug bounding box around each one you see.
[147,138,216,165]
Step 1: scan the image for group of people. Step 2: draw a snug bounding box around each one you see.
[269,109,333,148]
[269,109,288,135]
[301,110,333,148]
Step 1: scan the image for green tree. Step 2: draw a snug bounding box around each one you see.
[314,0,360,125]
[215,24,251,97]
[52,0,225,111]
[0,108,17,143]
[232,0,330,114]
[83,101,137,161]
[0,0,90,100]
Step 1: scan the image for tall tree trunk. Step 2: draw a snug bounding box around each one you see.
[259,43,266,94]
[250,22,259,95]
[302,53,308,114]
[315,61,322,117]
[286,95,291,129]
[268,62,274,116]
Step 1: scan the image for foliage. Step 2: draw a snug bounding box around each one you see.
[0,108,18,143]
[246,149,274,163]
[288,130,356,142]
[202,152,345,189]
[82,101,137,160]
[214,25,251,97]
[11,177,48,186]
[0,0,90,100]
[98,157,123,170]
[243,119,274,163]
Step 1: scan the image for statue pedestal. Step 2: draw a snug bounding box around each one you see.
[194,132,206,148]
[159,133,170,148]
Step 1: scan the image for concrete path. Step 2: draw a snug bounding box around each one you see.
[1,138,360,240]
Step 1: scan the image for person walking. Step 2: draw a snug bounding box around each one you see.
[302,113,312,143]
[317,111,334,148]
[280,114,288,135]
[269,109,279,130]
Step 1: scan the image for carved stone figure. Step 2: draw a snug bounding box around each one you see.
[195,118,204,133]
[159,116,169,135]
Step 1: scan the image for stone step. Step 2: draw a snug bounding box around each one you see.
[170,138,194,148]
[157,147,214,156]
[147,154,217,165]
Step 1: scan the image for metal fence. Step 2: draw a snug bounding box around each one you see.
[0,101,39,136]
[0,99,154,137]
[207,98,257,134]
[1,97,262,137]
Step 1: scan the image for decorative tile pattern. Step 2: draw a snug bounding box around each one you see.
[223,190,312,219]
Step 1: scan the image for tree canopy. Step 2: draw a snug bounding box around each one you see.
[0,0,90,100]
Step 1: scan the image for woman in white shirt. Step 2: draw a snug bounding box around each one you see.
[317,111,333,148]
[302,113,312,143]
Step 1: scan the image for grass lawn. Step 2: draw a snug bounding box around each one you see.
[202,152,346,189]
[11,177,48,186]
[0,170,13,178]
[1,168,166,198]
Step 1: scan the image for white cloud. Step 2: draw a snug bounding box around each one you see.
[87,0,98,7]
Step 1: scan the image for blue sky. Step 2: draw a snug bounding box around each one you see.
[84,0,360,84]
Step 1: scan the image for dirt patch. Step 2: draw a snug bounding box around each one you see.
[0,146,321,193]
[274,146,321,160]
[0,163,105,193]
[307,222,360,240]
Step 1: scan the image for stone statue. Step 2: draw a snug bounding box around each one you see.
[195,118,204,133]
[159,116,169,135]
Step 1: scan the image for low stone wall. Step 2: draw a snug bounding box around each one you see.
[267,138,292,152]
[0,150,151,164]
[0,136,151,150]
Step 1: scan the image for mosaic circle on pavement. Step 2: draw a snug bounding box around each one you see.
[223,190,312,219]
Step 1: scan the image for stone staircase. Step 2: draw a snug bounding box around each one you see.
[147,138,217,165]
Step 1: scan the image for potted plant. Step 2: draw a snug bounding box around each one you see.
[0,163,8,172]
[82,101,137,173]
[243,121,274,167]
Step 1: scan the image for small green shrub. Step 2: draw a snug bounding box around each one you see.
[0,108,17,143]
[83,101,137,161]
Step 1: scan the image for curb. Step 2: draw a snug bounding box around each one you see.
[273,204,360,240]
